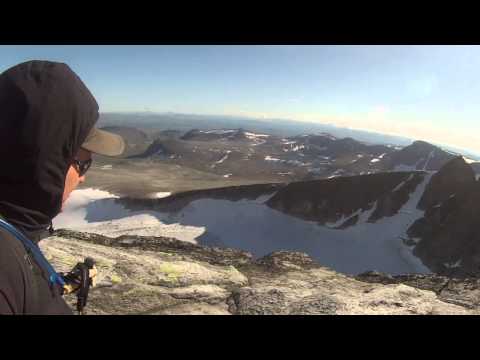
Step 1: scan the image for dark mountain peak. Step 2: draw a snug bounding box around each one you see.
[417,156,476,210]
[411,140,437,149]
[227,128,248,140]
[409,158,480,275]
[266,171,424,226]
[340,137,358,143]
[400,141,441,157]
[129,138,172,159]
[430,156,475,188]
[386,140,456,171]
[318,132,337,140]
[440,156,474,174]
[311,133,338,140]
[336,137,361,147]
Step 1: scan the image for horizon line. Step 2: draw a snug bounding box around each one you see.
[98,110,480,158]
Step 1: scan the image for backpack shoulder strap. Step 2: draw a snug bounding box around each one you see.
[0,218,65,288]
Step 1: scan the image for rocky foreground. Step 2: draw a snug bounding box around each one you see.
[41,229,480,315]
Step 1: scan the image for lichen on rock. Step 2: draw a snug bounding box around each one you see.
[40,230,480,315]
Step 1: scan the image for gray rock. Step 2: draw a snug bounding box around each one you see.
[40,230,480,315]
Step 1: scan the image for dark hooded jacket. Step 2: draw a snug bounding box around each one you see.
[0,60,99,314]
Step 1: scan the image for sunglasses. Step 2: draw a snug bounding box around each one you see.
[72,158,92,177]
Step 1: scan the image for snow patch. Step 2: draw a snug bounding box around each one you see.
[216,151,231,164]
[317,133,337,141]
[285,159,310,167]
[212,151,232,167]
[393,174,415,192]
[202,129,236,135]
[292,145,305,152]
[244,132,270,139]
[444,259,462,269]
[325,202,378,229]
[410,237,422,244]
[463,156,477,164]
[265,155,281,162]
[328,169,345,179]
[265,156,309,166]
[153,192,172,199]
[53,188,203,243]
[423,150,436,170]
[245,132,269,146]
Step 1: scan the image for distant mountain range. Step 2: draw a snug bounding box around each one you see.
[97,112,413,145]
[101,125,480,183]
[98,112,480,160]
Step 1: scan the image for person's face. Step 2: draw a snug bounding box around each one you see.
[62,148,92,209]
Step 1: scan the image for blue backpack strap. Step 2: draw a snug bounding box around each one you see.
[0,218,65,288]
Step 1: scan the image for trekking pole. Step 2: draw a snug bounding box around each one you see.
[62,257,97,315]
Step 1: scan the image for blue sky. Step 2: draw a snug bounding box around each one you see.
[1,45,480,153]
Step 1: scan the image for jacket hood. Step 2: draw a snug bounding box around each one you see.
[0,60,99,233]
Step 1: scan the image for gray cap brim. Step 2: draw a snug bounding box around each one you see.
[81,127,125,156]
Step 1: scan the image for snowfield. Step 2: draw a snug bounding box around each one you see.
[201,129,236,135]
[392,173,415,192]
[53,188,204,243]
[215,151,231,164]
[53,177,432,275]
[463,156,478,164]
[265,155,281,162]
[151,192,172,199]
[244,131,269,139]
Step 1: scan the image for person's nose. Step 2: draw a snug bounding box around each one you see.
[79,175,86,183]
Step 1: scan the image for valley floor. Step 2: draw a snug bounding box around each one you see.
[80,158,281,198]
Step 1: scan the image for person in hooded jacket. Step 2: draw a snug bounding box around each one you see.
[0,60,125,314]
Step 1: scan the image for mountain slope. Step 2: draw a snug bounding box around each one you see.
[266,171,425,225]
[380,140,456,171]
[407,157,480,276]
[41,230,477,315]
